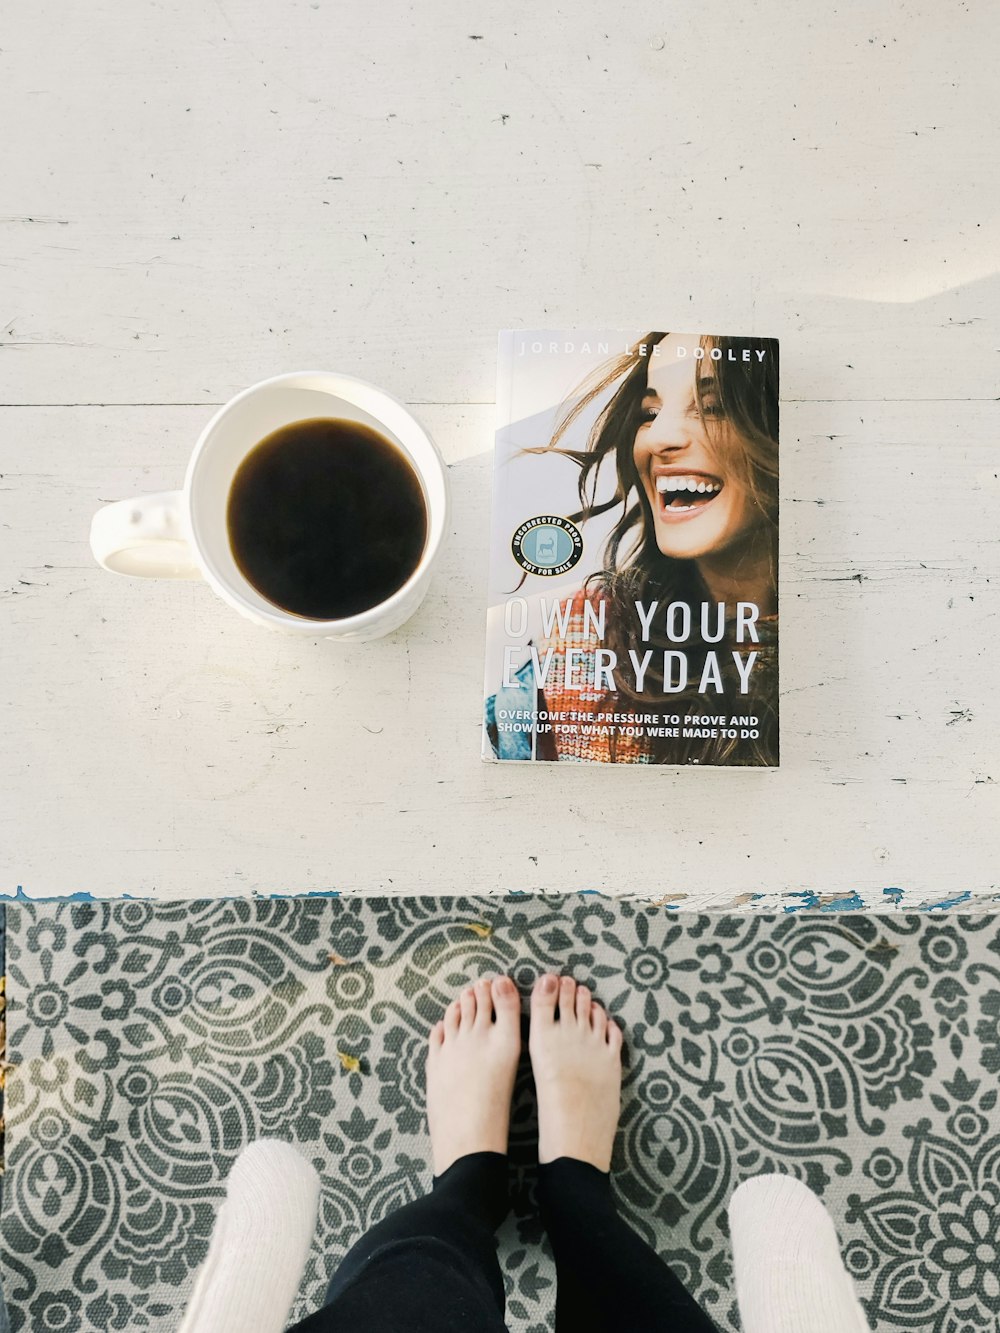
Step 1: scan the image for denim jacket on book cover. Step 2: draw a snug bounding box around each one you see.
[484,660,534,761]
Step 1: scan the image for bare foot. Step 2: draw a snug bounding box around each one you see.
[529,973,623,1171]
[426,976,522,1175]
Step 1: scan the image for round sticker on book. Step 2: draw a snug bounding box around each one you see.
[512,515,584,577]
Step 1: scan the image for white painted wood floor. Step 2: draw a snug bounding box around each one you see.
[1,0,998,903]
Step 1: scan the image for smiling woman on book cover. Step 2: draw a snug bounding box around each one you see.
[483,330,779,767]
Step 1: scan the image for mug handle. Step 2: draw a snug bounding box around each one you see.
[90,491,202,579]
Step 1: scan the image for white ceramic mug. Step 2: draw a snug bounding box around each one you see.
[90,372,450,641]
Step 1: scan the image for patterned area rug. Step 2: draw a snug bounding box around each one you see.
[4,898,1000,1333]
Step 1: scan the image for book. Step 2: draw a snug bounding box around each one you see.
[482,330,779,767]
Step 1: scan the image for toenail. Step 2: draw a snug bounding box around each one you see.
[495,976,512,994]
[542,974,558,993]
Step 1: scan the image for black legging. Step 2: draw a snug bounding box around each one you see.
[287,1151,719,1333]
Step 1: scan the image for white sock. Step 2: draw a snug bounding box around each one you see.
[728,1173,871,1333]
[177,1139,321,1333]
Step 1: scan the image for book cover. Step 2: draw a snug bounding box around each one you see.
[483,330,779,766]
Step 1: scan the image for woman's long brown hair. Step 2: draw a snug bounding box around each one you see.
[530,332,779,765]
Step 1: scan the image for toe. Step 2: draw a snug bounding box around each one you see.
[575,984,592,1024]
[531,972,560,1024]
[591,1002,608,1038]
[491,975,521,1031]
[428,1020,445,1047]
[444,999,461,1037]
[606,1018,623,1053]
[558,976,576,1020]
[459,986,477,1030]
[474,977,494,1029]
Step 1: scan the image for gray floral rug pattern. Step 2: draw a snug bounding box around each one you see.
[3,898,1000,1333]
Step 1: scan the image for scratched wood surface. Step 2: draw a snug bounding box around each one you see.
[1,0,998,901]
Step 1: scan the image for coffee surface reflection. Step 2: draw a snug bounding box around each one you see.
[227,417,428,620]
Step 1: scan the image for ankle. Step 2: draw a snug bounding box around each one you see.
[538,1157,616,1233]
[433,1149,509,1185]
[539,1156,612,1187]
[432,1151,511,1231]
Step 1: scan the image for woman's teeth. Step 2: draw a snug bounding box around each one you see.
[655,475,722,495]
[654,475,722,509]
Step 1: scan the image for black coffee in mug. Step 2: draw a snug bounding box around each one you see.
[227,417,428,620]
